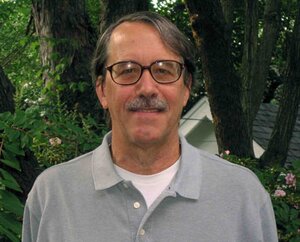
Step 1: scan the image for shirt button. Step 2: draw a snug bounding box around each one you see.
[133,202,141,209]
[123,183,128,188]
[139,229,145,236]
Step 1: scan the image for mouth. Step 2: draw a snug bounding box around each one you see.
[129,107,165,113]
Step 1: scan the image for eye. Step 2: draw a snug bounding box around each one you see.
[120,68,137,74]
[113,63,140,77]
[152,63,175,76]
[156,68,172,74]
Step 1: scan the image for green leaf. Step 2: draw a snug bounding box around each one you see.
[20,134,30,148]
[290,208,299,220]
[66,123,81,133]
[0,169,22,192]
[0,224,20,242]
[5,127,20,142]
[13,110,26,126]
[0,159,21,172]
[4,144,24,156]
[291,160,300,170]
[0,190,24,217]
[290,236,300,242]
[0,120,7,130]
[0,112,12,123]
[1,150,21,171]
[31,121,46,135]
[0,211,22,236]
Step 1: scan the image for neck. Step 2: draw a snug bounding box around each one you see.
[110,136,181,175]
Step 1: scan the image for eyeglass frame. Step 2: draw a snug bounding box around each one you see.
[105,60,185,86]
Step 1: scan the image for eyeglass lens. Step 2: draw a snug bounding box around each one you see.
[109,60,182,85]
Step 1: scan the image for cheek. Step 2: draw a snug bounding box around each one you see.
[106,87,133,112]
[167,86,190,109]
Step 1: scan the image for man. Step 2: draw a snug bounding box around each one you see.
[22,11,278,241]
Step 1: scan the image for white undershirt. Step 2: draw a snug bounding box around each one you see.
[114,159,180,208]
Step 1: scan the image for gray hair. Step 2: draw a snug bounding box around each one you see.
[91,11,196,87]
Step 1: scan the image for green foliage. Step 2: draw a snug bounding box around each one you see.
[0,111,31,241]
[86,0,101,29]
[153,0,192,40]
[0,0,42,110]
[222,153,300,242]
[0,103,106,241]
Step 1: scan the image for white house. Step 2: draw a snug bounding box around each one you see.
[180,96,265,157]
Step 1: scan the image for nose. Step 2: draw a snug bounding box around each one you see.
[135,68,158,97]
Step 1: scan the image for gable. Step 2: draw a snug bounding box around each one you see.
[180,97,300,162]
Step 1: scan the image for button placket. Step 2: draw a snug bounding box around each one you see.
[122,184,147,241]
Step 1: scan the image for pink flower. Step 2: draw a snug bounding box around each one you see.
[274,189,286,197]
[225,150,230,155]
[285,173,296,188]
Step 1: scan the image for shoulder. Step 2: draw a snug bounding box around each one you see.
[27,150,95,202]
[37,151,93,184]
[182,140,268,200]
[182,138,261,181]
[200,148,260,182]
[202,149,268,199]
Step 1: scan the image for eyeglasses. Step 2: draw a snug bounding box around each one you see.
[105,60,184,85]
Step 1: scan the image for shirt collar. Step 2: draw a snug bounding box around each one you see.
[92,132,123,190]
[170,134,202,200]
[92,132,202,200]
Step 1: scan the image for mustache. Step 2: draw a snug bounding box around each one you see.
[126,96,168,112]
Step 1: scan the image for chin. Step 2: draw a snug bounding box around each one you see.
[131,129,162,145]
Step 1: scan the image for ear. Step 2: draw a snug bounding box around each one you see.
[183,75,192,107]
[95,76,108,109]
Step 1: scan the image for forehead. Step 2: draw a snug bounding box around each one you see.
[106,21,180,63]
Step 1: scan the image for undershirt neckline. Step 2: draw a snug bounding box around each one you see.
[114,158,180,208]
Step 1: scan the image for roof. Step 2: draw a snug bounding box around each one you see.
[253,103,300,163]
[180,97,300,163]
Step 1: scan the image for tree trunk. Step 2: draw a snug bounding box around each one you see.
[185,0,253,157]
[241,0,258,140]
[260,1,300,166]
[31,0,101,119]
[250,0,280,122]
[220,0,234,48]
[99,0,149,34]
[0,66,15,113]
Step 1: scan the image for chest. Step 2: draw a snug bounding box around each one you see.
[36,182,259,242]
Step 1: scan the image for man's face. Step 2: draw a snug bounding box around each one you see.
[96,22,190,147]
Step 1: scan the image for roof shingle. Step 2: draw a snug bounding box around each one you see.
[253,103,300,163]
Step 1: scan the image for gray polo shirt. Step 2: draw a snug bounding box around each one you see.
[22,132,278,242]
